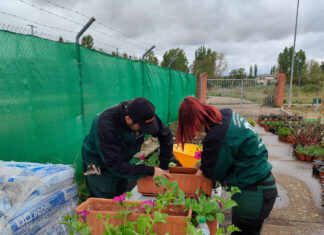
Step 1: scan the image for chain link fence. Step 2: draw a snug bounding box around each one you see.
[207,79,277,106]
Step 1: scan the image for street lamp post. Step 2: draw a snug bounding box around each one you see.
[288,0,300,107]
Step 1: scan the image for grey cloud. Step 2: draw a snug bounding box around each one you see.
[2,0,324,74]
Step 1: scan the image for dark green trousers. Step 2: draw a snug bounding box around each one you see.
[86,172,128,199]
[232,174,278,235]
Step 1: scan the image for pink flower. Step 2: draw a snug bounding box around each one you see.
[113,193,127,204]
[216,199,223,209]
[140,154,146,160]
[77,210,90,221]
[140,200,156,209]
[194,151,201,159]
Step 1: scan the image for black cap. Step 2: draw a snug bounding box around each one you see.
[127,97,159,135]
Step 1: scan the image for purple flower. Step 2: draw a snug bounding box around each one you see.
[113,193,127,204]
[194,151,201,159]
[216,199,223,209]
[140,154,146,160]
[193,195,199,201]
[140,200,156,209]
[162,188,167,194]
[77,210,90,221]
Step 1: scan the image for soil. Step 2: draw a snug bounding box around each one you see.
[86,201,188,216]
[169,166,197,175]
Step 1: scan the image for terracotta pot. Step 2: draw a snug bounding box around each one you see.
[279,136,286,142]
[265,126,271,132]
[305,155,313,162]
[75,198,192,235]
[299,154,306,161]
[287,136,293,143]
[260,123,265,128]
[295,151,300,158]
[137,167,213,197]
[207,219,218,235]
[319,170,324,178]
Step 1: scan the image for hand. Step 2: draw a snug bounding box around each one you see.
[195,169,203,176]
[154,167,172,179]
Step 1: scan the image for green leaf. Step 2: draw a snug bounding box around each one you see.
[206,214,214,221]
[222,200,238,211]
[59,222,70,226]
[153,211,168,223]
[62,215,72,221]
[137,215,151,233]
[216,212,225,224]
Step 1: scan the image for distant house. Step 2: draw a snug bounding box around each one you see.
[256,74,277,86]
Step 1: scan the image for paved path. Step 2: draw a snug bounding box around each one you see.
[258,126,324,234]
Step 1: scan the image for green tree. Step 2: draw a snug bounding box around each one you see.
[144,50,159,65]
[81,34,94,49]
[306,59,324,84]
[214,52,228,78]
[191,46,227,78]
[229,68,246,79]
[58,36,63,42]
[161,48,189,73]
[278,46,306,83]
[270,65,277,74]
[320,62,324,73]
[122,52,128,59]
[249,66,253,78]
[253,64,258,78]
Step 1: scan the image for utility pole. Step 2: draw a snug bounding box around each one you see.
[288,0,300,107]
[27,24,36,35]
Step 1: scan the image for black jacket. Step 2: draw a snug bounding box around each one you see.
[82,103,173,179]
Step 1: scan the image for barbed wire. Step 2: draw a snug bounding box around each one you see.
[17,0,84,27]
[16,0,149,51]
[43,0,152,47]
[0,23,56,41]
[0,11,78,34]
[0,22,74,42]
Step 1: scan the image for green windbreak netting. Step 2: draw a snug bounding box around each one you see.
[143,63,170,124]
[0,30,196,179]
[0,31,83,167]
[80,48,143,131]
[168,71,196,123]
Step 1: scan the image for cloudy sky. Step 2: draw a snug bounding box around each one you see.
[0,0,323,75]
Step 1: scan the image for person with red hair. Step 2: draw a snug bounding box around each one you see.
[176,97,277,235]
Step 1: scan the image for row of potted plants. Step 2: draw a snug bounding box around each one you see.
[294,145,324,162]
[258,113,303,122]
[61,176,241,235]
[258,114,324,198]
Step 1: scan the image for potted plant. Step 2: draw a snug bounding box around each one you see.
[184,186,241,235]
[264,121,271,132]
[71,181,192,235]
[295,145,306,161]
[137,166,213,197]
[278,127,291,142]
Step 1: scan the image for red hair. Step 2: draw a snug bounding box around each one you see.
[176,97,222,147]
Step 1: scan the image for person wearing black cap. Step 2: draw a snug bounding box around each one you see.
[81,97,173,198]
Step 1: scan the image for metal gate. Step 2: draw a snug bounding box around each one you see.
[207,79,277,106]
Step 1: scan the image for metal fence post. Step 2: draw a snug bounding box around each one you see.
[200,74,203,100]
[240,78,243,107]
[75,17,95,134]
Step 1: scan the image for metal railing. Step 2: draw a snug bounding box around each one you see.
[207,79,277,106]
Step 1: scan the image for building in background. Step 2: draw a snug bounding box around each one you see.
[256,74,277,86]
